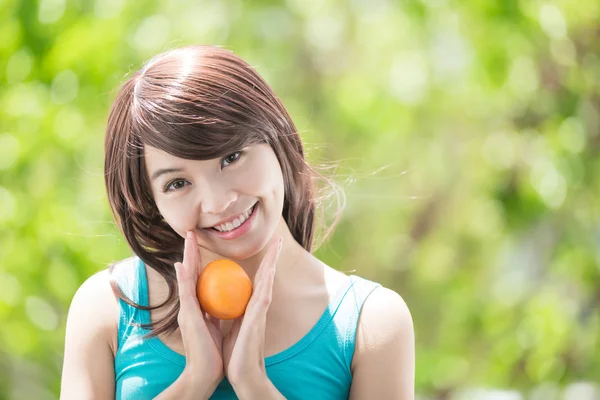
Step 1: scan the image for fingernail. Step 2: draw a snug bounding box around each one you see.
[187,231,193,240]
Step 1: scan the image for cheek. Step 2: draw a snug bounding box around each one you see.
[241,160,284,202]
[155,198,198,236]
[269,167,285,203]
[267,159,285,203]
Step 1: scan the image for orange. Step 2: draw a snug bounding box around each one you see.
[196,259,253,320]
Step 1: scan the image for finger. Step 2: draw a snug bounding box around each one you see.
[176,231,199,298]
[175,263,204,341]
[260,269,276,309]
[254,263,275,303]
[264,268,276,303]
[252,237,281,291]
[245,237,282,316]
[254,237,283,287]
[174,262,193,299]
[176,260,211,341]
[248,262,278,315]
[183,230,202,284]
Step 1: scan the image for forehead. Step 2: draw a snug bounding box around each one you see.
[144,145,179,165]
[143,145,213,170]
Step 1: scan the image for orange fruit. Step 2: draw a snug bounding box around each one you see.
[196,259,253,320]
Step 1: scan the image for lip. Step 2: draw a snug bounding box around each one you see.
[207,204,255,228]
[205,202,259,240]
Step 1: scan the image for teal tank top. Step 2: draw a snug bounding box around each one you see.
[113,256,381,399]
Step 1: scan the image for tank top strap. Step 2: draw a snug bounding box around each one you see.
[336,274,382,370]
[112,256,151,349]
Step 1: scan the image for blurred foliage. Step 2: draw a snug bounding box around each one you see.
[1,0,599,399]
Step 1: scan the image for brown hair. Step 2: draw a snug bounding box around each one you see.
[104,45,343,338]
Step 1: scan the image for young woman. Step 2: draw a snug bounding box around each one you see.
[60,45,415,399]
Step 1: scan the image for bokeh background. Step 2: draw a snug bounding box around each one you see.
[1,0,599,399]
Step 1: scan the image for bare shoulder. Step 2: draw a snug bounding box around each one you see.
[60,260,130,399]
[360,286,413,337]
[352,285,414,366]
[348,284,415,399]
[67,258,136,354]
[71,268,115,317]
[68,267,120,351]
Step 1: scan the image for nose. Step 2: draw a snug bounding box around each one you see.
[198,181,237,216]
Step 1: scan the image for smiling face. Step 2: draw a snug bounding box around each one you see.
[143,143,285,261]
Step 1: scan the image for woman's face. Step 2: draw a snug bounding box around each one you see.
[143,143,285,261]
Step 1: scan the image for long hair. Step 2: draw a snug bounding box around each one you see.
[104,45,344,338]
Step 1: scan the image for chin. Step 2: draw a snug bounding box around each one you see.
[216,231,281,261]
[222,240,266,261]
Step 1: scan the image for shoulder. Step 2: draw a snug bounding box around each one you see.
[68,267,117,331]
[72,257,137,308]
[66,258,134,354]
[348,283,415,398]
[61,261,132,398]
[70,268,116,316]
[359,285,413,336]
[352,284,414,366]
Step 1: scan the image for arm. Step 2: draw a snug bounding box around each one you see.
[60,269,215,400]
[60,269,118,400]
[154,370,217,400]
[349,287,415,400]
[231,376,285,400]
[223,237,286,400]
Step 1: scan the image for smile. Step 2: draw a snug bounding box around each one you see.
[205,202,259,240]
[212,203,256,232]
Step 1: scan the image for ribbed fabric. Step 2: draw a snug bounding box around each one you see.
[113,256,381,400]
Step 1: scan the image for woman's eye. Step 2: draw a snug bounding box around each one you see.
[161,151,243,193]
[163,179,188,193]
[221,151,242,168]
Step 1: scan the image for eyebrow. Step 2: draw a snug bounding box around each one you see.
[150,167,185,182]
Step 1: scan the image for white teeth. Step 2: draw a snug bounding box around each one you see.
[213,204,255,232]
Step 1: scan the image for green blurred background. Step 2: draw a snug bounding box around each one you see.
[1,0,599,399]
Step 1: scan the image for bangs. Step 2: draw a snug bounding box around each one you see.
[131,104,264,161]
[127,47,272,160]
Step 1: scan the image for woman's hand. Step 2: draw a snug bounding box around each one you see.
[222,236,283,386]
[174,230,224,392]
